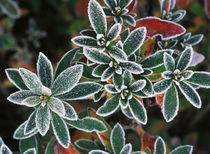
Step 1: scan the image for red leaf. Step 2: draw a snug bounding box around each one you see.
[127,0,137,12]
[141,133,157,152]
[205,0,210,18]
[177,0,189,8]
[136,17,186,40]
[155,93,164,107]
[76,0,89,15]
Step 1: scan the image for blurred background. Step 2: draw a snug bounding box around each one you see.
[0,0,209,153]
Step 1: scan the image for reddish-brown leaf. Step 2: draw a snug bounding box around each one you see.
[155,93,164,107]
[141,133,157,152]
[58,144,80,154]
[177,0,189,8]
[136,17,186,40]
[205,0,210,18]
[127,0,137,12]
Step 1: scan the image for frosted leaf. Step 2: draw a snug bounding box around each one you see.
[19,68,42,95]
[141,77,154,96]
[5,68,28,90]
[48,97,65,117]
[101,67,114,81]
[178,81,201,108]
[130,80,146,92]
[176,47,193,71]
[113,73,123,91]
[24,111,37,135]
[84,48,111,64]
[63,101,78,120]
[187,71,210,88]
[23,148,36,154]
[189,51,205,67]
[141,49,173,69]
[108,46,127,62]
[154,137,166,154]
[181,70,194,80]
[162,83,179,122]
[121,107,134,119]
[104,84,118,94]
[104,0,117,10]
[122,15,136,27]
[170,145,193,154]
[154,79,172,94]
[89,150,109,154]
[37,52,53,87]
[13,122,38,140]
[66,117,107,133]
[52,112,70,148]
[97,94,120,117]
[35,106,51,136]
[92,64,109,77]
[129,97,147,124]
[164,53,175,72]
[121,61,144,74]
[120,144,132,154]
[185,34,203,46]
[162,71,173,79]
[75,139,100,151]
[0,0,20,19]
[123,27,146,56]
[119,0,133,9]
[72,36,98,48]
[7,90,34,105]
[88,0,107,35]
[0,145,12,154]
[58,82,103,100]
[41,86,52,96]
[52,65,83,96]
[22,96,41,107]
[111,123,125,154]
[107,23,122,41]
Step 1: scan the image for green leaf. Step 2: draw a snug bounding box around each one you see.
[154,79,172,94]
[178,81,201,108]
[45,137,56,154]
[7,90,34,105]
[81,63,99,79]
[19,137,37,154]
[103,7,113,17]
[123,27,146,56]
[154,137,166,154]
[92,64,109,77]
[84,48,112,64]
[187,71,210,88]
[0,0,20,19]
[22,96,41,107]
[58,82,102,100]
[164,53,175,72]
[120,144,132,154]
[141,49,173,69]
[80,29,97,38]
[101,67,114,81]
[119,0,132,9]
[63,101,78,120]
[88,0,107,35]
[134,76,154,96]
[75,139,99,151]
[52,65,83,96]
[113,73,123,91]
[5,68,28,90]
[120,28,130,43]
[123,71,132,86]
[130,80,146,92]
[105,84,118,94]
[13,122,38,140]
[97,94,120,117]
[19,68,42,95]
[37,53,53,87]
[0,145,12,154]
[107,23,122,41]
[35,106,51,136]
[129,97,147,124]
[171,10,186,22]
[111,123,125,154]
[23,148,36,154]
[104,0,117,10]
[163,83,179,122]
[54,48,79,79]
[170,145,193,154]
[24,111,37,134]
[176,47,193,71]
[48,97,65,117]
[89,150,109,154]
[122,15,136,27]
[66,117,107,133]
[121,61,143,74]
[72,36,98,48]
[185,34,203,46]
[52,112,70,148]
[108,46,127,62]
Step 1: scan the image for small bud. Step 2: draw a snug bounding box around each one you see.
[42,86,52,96]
